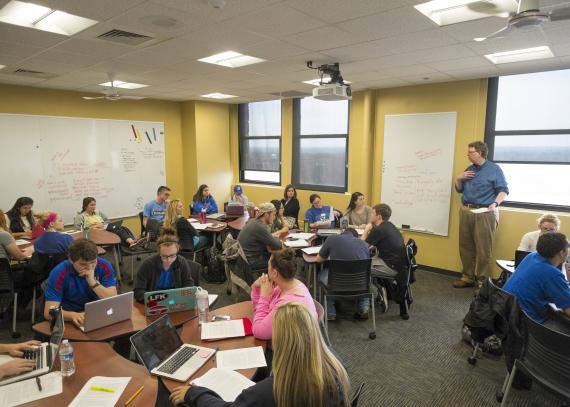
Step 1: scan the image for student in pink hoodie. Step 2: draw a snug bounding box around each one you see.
[250,248,317,339]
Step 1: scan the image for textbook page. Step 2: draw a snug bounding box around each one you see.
[193,223,214,230]
[284,239,309,248]
[287,232,315,240]
[201,320,245,340]
[302,246,322,255]
[68,376,130,407]
[192,368,255,402]
[0,372,62,407]
[216,346,267,370]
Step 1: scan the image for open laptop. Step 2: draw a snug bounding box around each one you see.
[226,204,245,217]
[514,250,531,268]
[130,314,216,382]
[79,292,133,332]
[105,219,123,232]
[144,287,197,316]
[0,307,64,386]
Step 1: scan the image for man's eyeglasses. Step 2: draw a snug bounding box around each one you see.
[160,254,177,261]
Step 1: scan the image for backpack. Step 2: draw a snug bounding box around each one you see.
[203,245,227,283]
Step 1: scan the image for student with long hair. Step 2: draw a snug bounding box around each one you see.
[280,184,300,228]
[5,197,35,239]
[270,200,289,238]
[133,227,194,303]
[33,211,73,254]
[305,194,342,229]
[170,302,351,407]
[191,184,218,215]
[345,192,372,228]
[163,200,208,252]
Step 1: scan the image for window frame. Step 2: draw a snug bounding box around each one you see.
[292,98,350,193]
[238,102,282,186]
[484,76,570,212]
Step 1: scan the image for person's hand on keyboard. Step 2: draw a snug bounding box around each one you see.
[70,312,85,328]
[6,340,42,357]
[0,358,36,379]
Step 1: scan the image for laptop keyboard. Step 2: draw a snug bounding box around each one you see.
[157,346,199,375]
[23,348,43,370]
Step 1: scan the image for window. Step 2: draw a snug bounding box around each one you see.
[238,100,281,184]
[292,97,349,192]
[485,69,570,211]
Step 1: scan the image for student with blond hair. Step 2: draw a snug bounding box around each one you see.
[163,199,207,252]
[518,213,561,252]
[33,211,73,254]
[170,302,351,407]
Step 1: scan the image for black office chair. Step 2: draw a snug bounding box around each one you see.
[497,311,570,406]
[121,218,161,283]
[313,298,332,347]
[0,258,21,338]
[320,258,376,340]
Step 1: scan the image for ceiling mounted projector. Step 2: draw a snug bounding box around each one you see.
[306,61,352,101]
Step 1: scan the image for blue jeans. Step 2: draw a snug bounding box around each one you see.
[318,268,370,316]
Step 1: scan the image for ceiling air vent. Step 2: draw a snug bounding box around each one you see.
[96,29,154,46]
[270,90,310,99]
[13,69,57,79]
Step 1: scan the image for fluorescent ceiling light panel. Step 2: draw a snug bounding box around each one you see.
[201,93,238,99]
[485,46,554,64]
[198,51,265,68]
[0,1,97,35]
[99,81,148,89]
[303,78,352,86]
[414,0,512,26]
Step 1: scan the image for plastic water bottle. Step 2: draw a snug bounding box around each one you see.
[304,219,309,232]
[59,340,75,377]
[196,288,209,325]
[200,208,207,224]
[329,206,335,228]
[341,216,349,230]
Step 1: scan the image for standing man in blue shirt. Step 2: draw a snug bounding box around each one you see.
[504,233,570,323]
[454,141,509,288]
[143,185,171,227]
[44,239,117,327]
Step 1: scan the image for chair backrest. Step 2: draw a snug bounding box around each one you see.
[521,311,570,393]
[146,218,161,242]
[27,252,68,282]
[351,383,365,407]
[313,298,325,324]
[0,258,14,293]
[328,259,372,294]
[405,238,418,272]
[138,211,145,235]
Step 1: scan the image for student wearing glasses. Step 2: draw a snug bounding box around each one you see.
[133,227,194,303]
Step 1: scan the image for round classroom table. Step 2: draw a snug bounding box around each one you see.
[303,252,320,298]
[227,214,249,232]
[32,302,197,342]
[161,300,267,393]
[19,342,157,407]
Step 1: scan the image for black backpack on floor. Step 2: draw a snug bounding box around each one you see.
[203,245,226,283]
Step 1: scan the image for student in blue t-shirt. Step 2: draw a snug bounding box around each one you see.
[143,185,171,227]
[33,211,73,254]
[44,239,117,327]
[304,194,342,228]
[191,184,218,215]
[504,232,570,323]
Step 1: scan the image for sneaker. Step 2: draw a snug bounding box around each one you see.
[452,279,474,288]
[399,303,410,320]
[129,237,146,249]
[354,310,369,320]
[327,314,337,321]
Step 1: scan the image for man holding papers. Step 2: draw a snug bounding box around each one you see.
[454,141,508,289]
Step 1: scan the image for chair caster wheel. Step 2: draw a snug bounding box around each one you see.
[468,356,477,365]
[369,332,376,340]
[495,392,503,402]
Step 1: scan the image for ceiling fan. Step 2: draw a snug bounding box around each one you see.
[470,0,570,41]
[82,72,145,100]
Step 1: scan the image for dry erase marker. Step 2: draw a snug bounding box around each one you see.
[145,131,152,144]
[91,386,115,392]
[36,376,42,392]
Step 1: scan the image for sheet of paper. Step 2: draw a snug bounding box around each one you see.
[0,372,62,407]
[302,246,322,255]
[201,320,245,340]
[284,239,309,248]
[216,346,267,370]
[287,232,315,240]
[193,223,214,230]
[68,376,130,407]
[470,207,490,214]
[208,294,218,306]
[192,368,255,402]
[14,239,29,246]
[317,228,342,235]
[187,218,198,223]
[207,213,225,220]
[356,229,364,235]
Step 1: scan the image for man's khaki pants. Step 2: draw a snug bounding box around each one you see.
[458,206,498,284]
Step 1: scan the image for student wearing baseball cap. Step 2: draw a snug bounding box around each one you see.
[229,184,249,205]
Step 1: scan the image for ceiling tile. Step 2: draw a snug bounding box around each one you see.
[284,26,361,52]
[48,38,131,58]
[427,56,493,71]
[0,24,66,48]
[287,0,403,24]
[33,0,147,22]
[241,39,309,60]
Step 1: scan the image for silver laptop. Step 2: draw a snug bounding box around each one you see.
[79,292,133,332]
[130,314,216,382]
[0,308,64,386]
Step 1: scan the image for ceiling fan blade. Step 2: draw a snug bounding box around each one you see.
[549,5,570,21]
[119,96,145,100]
[476,24,513,41]
[82,96,106,100]
[467,0,518,15]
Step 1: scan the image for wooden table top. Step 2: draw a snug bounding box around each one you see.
[161,301,267,393]
[188,217,227,232]
[227,214,249,231]
[32,302,196,342]
[19,342,157,407]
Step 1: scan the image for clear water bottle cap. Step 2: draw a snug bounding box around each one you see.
[62,339,69,344]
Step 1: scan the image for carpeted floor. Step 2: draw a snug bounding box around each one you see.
[1,263,565,406]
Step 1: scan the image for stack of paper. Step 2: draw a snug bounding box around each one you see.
[301,246,322,255]
[0,372,62,407]
[68,376,131,407]
[287,232,315,240]
[14,239,29,246]
[201,320,245,340]
[193,223,214,230]
[284,239,309,248]
[187,218,199,223]
[192,368,255,402]
[216,346,267,370]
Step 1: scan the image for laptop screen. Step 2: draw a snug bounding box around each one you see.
[130,315,182,371]
[48,308,64,369]
[514,250,531,268]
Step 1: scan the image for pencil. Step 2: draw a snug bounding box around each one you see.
[124,385,144,406]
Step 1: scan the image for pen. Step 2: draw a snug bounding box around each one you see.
[124,385,144,406]
[36,376,42,392]
[90,386,115,392]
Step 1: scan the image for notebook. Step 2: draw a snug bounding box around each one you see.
[144,287,197,316]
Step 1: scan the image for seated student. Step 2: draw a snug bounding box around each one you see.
[171,302,349,407]
[270,200,289,238]
[229,184,249,205]
[345,192,372,228]
[0,340,42,380]
[504,232,570,323]
[33,211,73,254]
[44,239,117,326]
[250,249,316,340]
[5,197,35,239]
[305,194,342,229]
[74,197,141,247]
[0,210,30,262]
[143,186,171,228]
[237,202,283,271]
[316,228,371,320]
[163,200,208,252]
[191,184,218,215]
[518,213,560,252]
[133,227,194,303]
[281,184,300,228]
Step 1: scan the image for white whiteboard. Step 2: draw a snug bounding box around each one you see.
[0,113,165,225]
[381,112,457,236]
